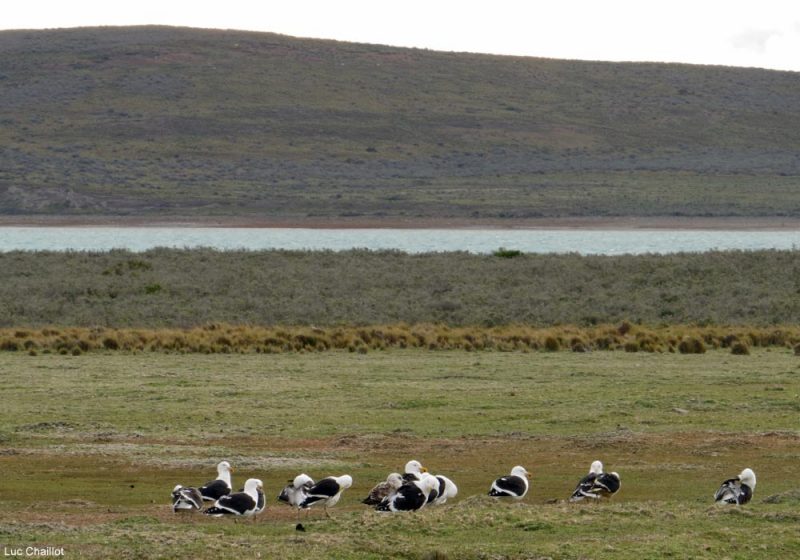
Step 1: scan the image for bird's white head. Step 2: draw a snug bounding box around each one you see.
[244,478,263,494]
[217,461,233,474]
[387,473,404,488]
[405,460,427,474]
[337,475,353,489]
[172,484,183,492]
[590,460,604,475]
[738,468,756,488]
[511,466,530,479]
[293,473,314,488]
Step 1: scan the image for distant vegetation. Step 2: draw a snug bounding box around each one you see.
[1,248,799,328]
[1,26,800,220]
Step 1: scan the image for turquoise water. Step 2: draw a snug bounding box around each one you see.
[0,227,798,255]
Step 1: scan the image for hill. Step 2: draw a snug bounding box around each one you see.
[1,26,800,222]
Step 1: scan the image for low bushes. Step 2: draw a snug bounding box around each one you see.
[1,322,798,355]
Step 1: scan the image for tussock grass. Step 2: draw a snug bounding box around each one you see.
[2,322,799,355]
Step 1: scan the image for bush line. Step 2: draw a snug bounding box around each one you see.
[3,322,800,356]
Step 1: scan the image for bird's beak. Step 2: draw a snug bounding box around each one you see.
[421,467,428,473]
[526,472,532,478]
[229,467,235,473]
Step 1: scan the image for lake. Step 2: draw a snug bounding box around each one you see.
[1,227,799,254]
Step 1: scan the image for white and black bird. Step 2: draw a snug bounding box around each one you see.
[428,474,458,506]
[300,475,353,517]
[204,478,263,517]
[401,460,428,482]
[362,473,404,505]
[376,472,439,512]
[171,485,203,512]
[714,468,756,505]
[199,461,234,501]
[488,466,531,499]
[570,460,621,501]
[278,473,315,508]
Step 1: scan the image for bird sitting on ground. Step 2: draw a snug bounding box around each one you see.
[427,473,458,506]
[376,472,440,512]
[714,468,756,505]
[171,485,203,512]
[362,472,404,506]
[569,460,621,501]
[204,478,263,517]
[488,466,531,499]
[199,461,234,502]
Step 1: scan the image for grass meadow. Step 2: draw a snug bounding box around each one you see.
[1,349,799,559]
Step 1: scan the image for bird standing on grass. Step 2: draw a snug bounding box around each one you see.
[488,466,531,499]
[300,475,353,517]
[714,468,756,505]
[199,461,234,501]
[278,473,316,509]
[204,478,263,517]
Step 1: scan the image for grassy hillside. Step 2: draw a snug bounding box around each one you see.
[1,26,800,220]
[2,351,799,558]
[1,248,799,328]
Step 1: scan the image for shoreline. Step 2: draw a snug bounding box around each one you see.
[2,215,800,230]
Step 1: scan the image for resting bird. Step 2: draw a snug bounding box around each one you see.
[489,466,531,499]
[199,461,234,501]
[204,478,263,517]
[300,475,353,517]
[278,473,315,508]
[570,460,621,501]
[714,468,756,505]
[428,474,458,506]
[376,473,439,512]
[362,473,404,505]
[171,485,203,512]
[402,460,428,482]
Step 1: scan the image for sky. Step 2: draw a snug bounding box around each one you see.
[3,1,800,72]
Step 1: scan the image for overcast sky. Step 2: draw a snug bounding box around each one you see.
[4,1,800,72]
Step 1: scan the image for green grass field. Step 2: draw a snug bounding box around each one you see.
[1,349,799,558]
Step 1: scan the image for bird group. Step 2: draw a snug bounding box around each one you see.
[171,459,757,516]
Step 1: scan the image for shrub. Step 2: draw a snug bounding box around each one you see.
[544,336,560,351]
[730,342,750,355]
[678,337,706,354]
[617,321,633,335]
[493,247,522,258]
